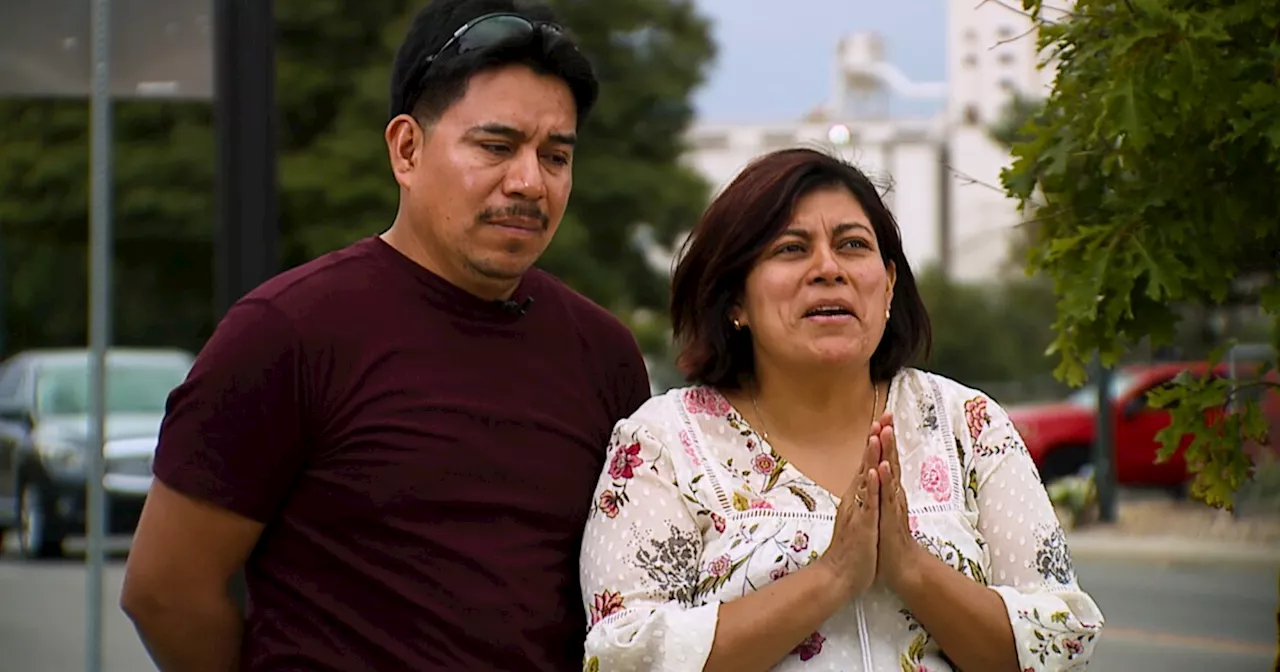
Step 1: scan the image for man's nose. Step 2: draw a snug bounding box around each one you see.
[503,148,547,200]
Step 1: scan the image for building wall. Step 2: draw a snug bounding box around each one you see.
[681,3,1071,284]
[943,1,1067,282]
[683,120,948,274]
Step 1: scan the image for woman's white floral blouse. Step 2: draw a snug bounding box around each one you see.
[579,368,1104,671]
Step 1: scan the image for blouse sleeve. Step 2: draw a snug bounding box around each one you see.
[579,418,719,672]
[970,397,1106,671]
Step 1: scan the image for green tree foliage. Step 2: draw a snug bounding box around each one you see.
[0,0,715,356]
[913,266,1062,400]
[1002,0,1280,508]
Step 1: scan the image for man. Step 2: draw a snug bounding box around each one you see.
[120,1,652,669]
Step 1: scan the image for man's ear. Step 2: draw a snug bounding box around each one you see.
[386,114,428,189]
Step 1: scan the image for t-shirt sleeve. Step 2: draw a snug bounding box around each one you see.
[610,324,652,419]
[152,298,308,523]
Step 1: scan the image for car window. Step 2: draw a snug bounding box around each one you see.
[35,360,189,415]
[1066,370,1140,409]
[0,362,25,404]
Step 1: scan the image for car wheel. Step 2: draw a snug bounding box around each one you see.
[18,482,65,560]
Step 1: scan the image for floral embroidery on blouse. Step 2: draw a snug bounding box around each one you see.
[589,589,625,626]
[580,369,1104,671]
[964,395,992,442]
[918,455,952,503]
[1020,607,1099,667]
[684,386,731,416]
[1034,524,1077,585]
[790,631,826,661]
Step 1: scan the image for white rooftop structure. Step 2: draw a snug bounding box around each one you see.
[682,4,1068,283]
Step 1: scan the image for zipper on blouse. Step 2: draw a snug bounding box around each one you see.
[855,598,874,670]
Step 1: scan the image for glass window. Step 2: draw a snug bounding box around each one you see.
[0,363,23,399]
[1066,370,1141,409]
[35,360,189,415]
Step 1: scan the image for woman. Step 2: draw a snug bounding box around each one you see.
[579,148,1103,671]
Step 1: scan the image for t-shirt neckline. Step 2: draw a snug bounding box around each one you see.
[363,235,534,324]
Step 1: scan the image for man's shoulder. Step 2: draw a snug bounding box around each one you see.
[241,237,384,310]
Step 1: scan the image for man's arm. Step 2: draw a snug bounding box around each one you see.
[121,298,308,671]
[121,481,263,672]
[612,321,653,418]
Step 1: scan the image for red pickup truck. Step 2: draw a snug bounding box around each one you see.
[1005,360,1280,490]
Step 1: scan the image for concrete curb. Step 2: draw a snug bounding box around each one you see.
[1067,533,1280,568]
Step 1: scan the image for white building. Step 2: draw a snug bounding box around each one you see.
[682,4,1066,283]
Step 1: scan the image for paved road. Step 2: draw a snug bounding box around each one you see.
[1078,559,1278,671]
[0,544,1276,671]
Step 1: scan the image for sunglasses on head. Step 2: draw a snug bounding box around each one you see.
[398,12,570,118]
[425,12,566,69]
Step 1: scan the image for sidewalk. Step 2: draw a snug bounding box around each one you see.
[1068,529,1280,567]
[1062,496,1280,567]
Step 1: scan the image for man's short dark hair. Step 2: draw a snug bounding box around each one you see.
[388,0,598,127]
[670,148,933,388]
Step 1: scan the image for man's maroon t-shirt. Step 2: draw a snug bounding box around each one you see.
[152,236,651,671]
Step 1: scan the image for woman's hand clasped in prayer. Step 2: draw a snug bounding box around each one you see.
[813,432,884,602]
[868,412,927,594]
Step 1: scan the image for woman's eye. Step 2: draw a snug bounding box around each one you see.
[776,243,805,255]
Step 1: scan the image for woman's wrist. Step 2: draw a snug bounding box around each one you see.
[885,545,931,599]
[808,557,867,605]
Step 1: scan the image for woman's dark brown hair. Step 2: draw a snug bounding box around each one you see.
[671,147,932,388]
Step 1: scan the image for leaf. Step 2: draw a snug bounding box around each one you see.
[1119,77,1149,150]
[789,485,817,512]
[999,0,1280,509]
[907,632,928,660]
[967,558,989,586]
[693,556,749,600]
[1260,283,1280,316]
[763,465,784,492]
[0,0,719,359]
[731,492,750,512]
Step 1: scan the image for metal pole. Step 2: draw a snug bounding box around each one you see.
[1093,360,1118,523]
[214,0,278,317]
[214,0,278,613]
[0,229,7,357]
[86,0,114,669]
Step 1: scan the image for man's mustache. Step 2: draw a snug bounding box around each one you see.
[479,204,549,229]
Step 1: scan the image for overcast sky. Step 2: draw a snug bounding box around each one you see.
[691,0,948,122]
